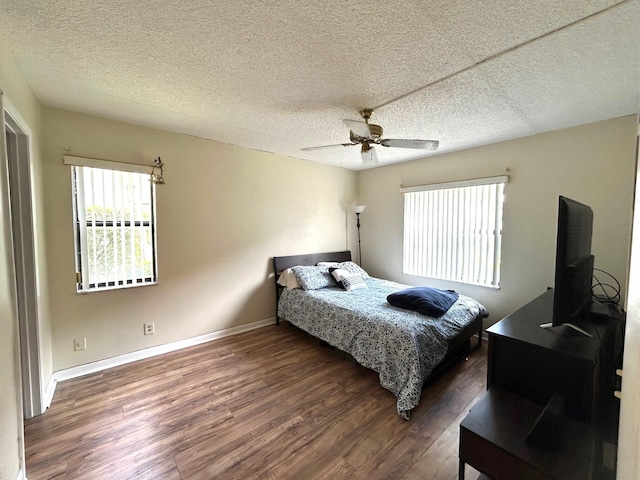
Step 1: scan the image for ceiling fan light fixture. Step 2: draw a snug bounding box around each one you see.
[361,142,378,164]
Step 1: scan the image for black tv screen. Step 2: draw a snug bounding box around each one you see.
[552,196,594,327]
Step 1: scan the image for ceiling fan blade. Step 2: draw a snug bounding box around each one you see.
[301,143,356,151]
[380,139,439,150]
[343,119,371,138]
[361,143,378,164]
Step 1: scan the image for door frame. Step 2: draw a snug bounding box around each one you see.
[3,95,43,418]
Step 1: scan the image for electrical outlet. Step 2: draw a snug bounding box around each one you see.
[144,322,155,335]
[74,337,87,351]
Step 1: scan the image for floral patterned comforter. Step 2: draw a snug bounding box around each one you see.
[277,277,488,419]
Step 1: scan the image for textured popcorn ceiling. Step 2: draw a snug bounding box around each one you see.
[1,0,638,170]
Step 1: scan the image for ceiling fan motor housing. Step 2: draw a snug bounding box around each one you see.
[368,124,383,138]
[359,108,383,138]
[350,124,383,143]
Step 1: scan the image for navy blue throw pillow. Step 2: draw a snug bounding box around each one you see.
[387,287,459,317]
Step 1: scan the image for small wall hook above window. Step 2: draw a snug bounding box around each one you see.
[150,156,165,185]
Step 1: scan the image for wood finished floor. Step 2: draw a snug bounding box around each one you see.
[24,322,485,480]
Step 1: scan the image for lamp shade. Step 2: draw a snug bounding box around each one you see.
[353,205,366,214]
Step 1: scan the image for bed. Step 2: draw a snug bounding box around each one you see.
[273,251,488,420]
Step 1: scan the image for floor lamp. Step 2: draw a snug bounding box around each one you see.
[353,205,366,265]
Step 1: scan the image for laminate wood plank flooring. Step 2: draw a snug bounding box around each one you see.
[25,322,485,480]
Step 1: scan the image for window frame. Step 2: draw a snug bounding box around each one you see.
[67,156,159,293]
[401,175,508,289]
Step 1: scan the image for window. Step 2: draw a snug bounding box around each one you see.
[402,176,508,288]
[70,162,158,292]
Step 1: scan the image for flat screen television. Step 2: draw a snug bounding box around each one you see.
[549,196,594,334]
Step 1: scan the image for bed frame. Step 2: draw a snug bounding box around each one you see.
[272,250,485,387]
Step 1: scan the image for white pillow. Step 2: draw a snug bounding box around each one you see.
[277,268,302,290]
[334,261,370,279]
[330,268,368,291]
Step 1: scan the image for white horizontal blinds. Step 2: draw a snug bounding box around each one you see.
[74,165,156,291]
[402,176,506,288]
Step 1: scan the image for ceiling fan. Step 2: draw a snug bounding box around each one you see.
[302,108,439,163]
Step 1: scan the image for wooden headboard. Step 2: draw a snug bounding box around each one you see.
[272,251,352,324]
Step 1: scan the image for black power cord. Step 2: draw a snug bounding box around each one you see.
[591,268,626,390]
[592,267,622,309]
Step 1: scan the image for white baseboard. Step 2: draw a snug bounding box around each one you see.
[16,468,27,480]
[53,317,276,383]
[42,375,57,411]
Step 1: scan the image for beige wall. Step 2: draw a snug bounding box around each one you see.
[41,107,358,371]
[358,116,638,324]
[0,39,50,480]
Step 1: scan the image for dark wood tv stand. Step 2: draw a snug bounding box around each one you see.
[459,387,596,480]
[486,289,619,429]
[459,289,620,479]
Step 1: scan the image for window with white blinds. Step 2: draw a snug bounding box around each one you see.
[71,165,158,292]
[402,176,507,288]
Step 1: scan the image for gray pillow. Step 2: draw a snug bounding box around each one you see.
[291,265,339,290]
